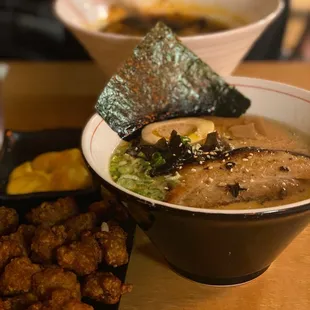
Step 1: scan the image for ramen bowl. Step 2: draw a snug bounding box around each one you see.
[55,0,283,79]
[82,76,310,285]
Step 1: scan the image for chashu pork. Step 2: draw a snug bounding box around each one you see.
[168,148,310,209]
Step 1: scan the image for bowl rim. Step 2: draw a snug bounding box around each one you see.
[82,76,310,216]
[54,0,284,42]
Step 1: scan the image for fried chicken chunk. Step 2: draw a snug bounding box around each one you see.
[0,293,38,310]
[28,300,93,310]
[0,207,18,237]
[0,257,41,296]
[0,225,35,270]
[88,199,128,222]
[31,226,67,264]
[95,224,128,267]
[26,198,78,226]
[31,267,81,301]
[26,289,93,310]
[64,212,97,241]
[88,201,109,220]
[0,240,23,272]
[13,225,36,251]
[83,272,132,304]
[57,233,102,276]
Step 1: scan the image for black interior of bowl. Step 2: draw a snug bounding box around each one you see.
[0,128,99,209]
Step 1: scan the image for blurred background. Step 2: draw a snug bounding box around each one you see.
[0,0,309,61]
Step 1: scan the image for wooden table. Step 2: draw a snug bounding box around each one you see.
[2,62,310,310]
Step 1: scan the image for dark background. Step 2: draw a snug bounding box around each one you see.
[0,0,291,61]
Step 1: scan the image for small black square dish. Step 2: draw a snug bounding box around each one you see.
[0,128,99,211]
[0,128,136,309]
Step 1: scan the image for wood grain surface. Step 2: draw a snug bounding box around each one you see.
[2,61,310,310]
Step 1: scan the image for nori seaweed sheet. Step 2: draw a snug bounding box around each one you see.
[96,22,251,140]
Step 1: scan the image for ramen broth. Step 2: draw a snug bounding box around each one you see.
[100,13,231,36]
[110,115,310,210]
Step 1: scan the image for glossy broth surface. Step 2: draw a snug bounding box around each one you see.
[100,12,231,36]
[110,116,310,209]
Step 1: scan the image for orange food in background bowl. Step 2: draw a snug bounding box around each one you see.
[7,149,92,195]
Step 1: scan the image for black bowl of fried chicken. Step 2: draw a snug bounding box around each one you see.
[0,193,135,309]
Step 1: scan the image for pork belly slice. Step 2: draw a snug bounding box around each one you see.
[168,148,310,209]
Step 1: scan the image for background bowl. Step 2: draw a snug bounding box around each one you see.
[55,0,283,79]
[82,76,310,285]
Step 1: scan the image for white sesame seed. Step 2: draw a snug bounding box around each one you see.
[179,143,182,147]
[208,177,214,183]
[245,168,249,172]
[222,159,226,163]
[187,150,191,154]
[164,187,169,190]
[209,166,213,170]
[218,182,227,187]
[173,154,176,156]
[249,153,253,156]
[262,185,267,188]
[242,158,249,161]
[250,179,254,182]
[191,168,197,172]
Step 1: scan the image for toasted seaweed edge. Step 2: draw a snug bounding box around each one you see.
[96,22,251,140]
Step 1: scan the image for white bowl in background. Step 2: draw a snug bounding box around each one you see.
[54,0,284,80]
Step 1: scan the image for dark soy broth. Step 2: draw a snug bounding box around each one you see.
[101,13,231,36]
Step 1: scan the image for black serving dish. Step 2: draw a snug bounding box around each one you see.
[0,128,136,309]
[0,128,99,212]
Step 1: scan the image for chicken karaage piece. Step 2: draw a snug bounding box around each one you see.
[28,300,93,310]
[0,293,38,310]
[0,240,24,272]
[0,225,35,271]
[31,267,81,301]
[56,233,102,276]
[26,289,93,310]
[0,257,41,296]
[31,226,67,264]
[26,197,78,227]
[95,223,128,267]
[0,207,18,237]
[64,212,97,241]
[14,225,36,249]
[63,300,94,310]
[83,272,132,304]
[88,199,128,223]
[0,224,36,262]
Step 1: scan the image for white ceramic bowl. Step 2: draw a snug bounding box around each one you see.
[82,76,310,285]
[55,0,284,79]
